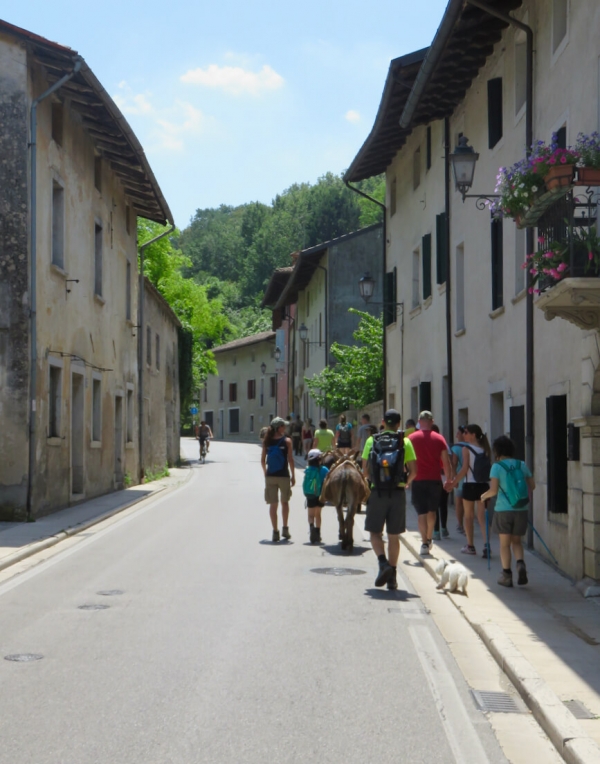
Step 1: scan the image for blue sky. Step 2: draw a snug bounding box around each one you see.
[2,0,448,227]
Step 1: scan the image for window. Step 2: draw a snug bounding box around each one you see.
[411,386,419,422]
[413,147,421,189]
[490,392,504,441]
[491,218,503,310]
[412,247,420,308]
[48,364,62,437]
[94,156,102,192]
[260,378,264,407]
[92,377,102,442]
[422,233,432,300]
[229,408,240,433]
[488,78,503,149]
[426,126,432,170]
[552,0,568,54]
[515,226,526,294]
[126,388,134,443]
[436,213,447,285]
[546,395,568,513]
[94,223,103,297]
[388,393,395,410]
[384,268,397,326]
[456,244,465,331]
[419,381,432,414]
[155,333,160,370]
[250,415,254,433]
[458,407,469,428]
[556,125,567,150]
[126,261,132,320]
[52,180,65,268]
[269,376,276,398]
[510,405,525,461]
[247,379,256,399]
[390,177,397,216]
[219,380,224,401]
[125,204,131,235]
[515,36,527,115]
[51,102,63,146]
[146,326,152,366]
[229,383,237,402]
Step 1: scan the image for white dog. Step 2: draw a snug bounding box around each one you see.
[435,558,469,595]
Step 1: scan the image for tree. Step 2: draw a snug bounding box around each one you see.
[305,309,383,413]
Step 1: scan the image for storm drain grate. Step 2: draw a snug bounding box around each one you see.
[471,690,527,714]
[311,567,366,576]
[78,604,110,611]
[4,653,44,662]
[564,700,597,719]
[97,590,124,596]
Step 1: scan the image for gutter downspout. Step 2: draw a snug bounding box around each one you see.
[465,0,535,547]
[27,57,82,522]
[444,117,454,440]
[138,225,174,481]
[315,263,328,419]
[345,182,387,409]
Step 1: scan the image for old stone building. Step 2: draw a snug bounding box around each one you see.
[0,21,177,520]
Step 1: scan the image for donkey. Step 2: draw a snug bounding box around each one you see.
[319,457,370,551]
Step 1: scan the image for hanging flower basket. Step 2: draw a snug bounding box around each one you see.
[544,164,575,190]
[577,167,600,186]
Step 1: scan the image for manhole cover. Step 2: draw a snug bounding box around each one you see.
[471,690,526,714]
[310,567,366,576]
[97,590,124,596]
[78,604,110,611]
[564,700,596,719]
[4,653,44,662]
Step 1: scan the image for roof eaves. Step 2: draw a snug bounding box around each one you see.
[212,331,276,354]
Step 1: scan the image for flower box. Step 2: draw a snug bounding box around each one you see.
[515,184,574,229]
[544,164,575,190]
[577,167,600,186]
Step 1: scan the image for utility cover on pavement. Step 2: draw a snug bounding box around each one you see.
[97,590,124,596]
[564,700,597,719]
[471,690,527,714]
[78,604,110,611]
[4,654,44,662]
[311,567,366,576]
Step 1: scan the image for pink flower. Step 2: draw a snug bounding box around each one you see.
[590,251,594,261]
[557,262,568,272]
[534,288,541,294]
[521,262,528,270]
[560,155,567,164]
[530,268,537,275]
[528,287,534,294]
[549,158,556,165]
[544,252,553,258]
[537,236,544,244]
[550,268,560,279]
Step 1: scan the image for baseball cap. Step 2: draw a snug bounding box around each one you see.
[384,409,401,425]
[418,410,434,421]
[270,416,289,428]
[307,448,322,460]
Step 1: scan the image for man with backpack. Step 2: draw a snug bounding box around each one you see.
[261,417,296,542]
[303,449,330,544]
[362,410,417,590]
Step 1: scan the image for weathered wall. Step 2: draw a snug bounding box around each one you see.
[0,35,30,519]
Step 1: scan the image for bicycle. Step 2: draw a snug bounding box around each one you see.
[199,438,208,464]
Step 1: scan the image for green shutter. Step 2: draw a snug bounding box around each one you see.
[436,213,447,285]
[384,270,397,326]
[422,233,432,300]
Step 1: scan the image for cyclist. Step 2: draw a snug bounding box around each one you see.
[197,420,213,456]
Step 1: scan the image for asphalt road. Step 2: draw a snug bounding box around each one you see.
[0,440,510,764]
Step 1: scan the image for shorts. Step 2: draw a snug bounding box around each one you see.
[365,488,406,535]
[493,509,528,536]
[411,481,443,516]
[462,482,489,502]
[306,495,324,508]
[265,476,292,504]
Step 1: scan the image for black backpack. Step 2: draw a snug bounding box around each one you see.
[464,445,492,483]
[369,431,405,496]
[337,423,352,446]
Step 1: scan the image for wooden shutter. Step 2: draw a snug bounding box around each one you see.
[422,233,432,300]
[384,269,397,326]
[509,405,525,462]
[436,213,447,285]
[491,218,503,310]
[546,395,568,513]
[488,78,503,149]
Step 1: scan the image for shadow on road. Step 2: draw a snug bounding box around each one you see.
[363,588,421,601]
[320,543,371,557]
[258,539,295,546]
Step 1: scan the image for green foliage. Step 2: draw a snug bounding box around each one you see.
[355,176,386,227]
[144,464,170,482]
[305,309,383,413]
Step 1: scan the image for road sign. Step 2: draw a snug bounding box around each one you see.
[190,406,198,415]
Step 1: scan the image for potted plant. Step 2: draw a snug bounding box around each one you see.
[575,132,600,185]
[529,137,579,190]
[493,156,545,222]
[523,238,569,294]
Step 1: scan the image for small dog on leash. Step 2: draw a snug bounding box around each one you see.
[435,558,469,595]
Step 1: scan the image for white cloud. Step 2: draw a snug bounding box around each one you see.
[345,110,361,123]
[180,63,284,96]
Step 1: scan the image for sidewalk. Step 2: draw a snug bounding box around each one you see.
[0,465,192,573]
[400,505,600,764]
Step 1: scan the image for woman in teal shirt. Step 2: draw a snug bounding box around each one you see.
[481,436,535,588]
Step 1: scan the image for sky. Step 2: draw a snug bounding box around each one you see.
[2,0,448,228]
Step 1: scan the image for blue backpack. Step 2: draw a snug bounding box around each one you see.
[497,460,529,508]
[266,438,287,474]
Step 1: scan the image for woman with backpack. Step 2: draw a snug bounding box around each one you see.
[481,435,535,587]
[335,414,353,454]
[450,424,492,558]
[261,417,296,543]
[303,449,329,544]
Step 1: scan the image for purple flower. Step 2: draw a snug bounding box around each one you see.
[589,251,594,261]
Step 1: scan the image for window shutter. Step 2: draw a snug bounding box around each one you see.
[419,381,432,414]
[436,213,447,285]
[491,218,504,310]
[546,395,568,513]
[422,233,432,300]
[384,270,397,326]
[488,78,503,149]
[509,405,525,462]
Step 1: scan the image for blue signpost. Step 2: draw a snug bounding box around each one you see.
[190,407,198,415]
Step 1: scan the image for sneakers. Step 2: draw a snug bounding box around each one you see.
[375,560,394,587]
[442,527,450,539]
[420,542,431,556]
[498,570,513,587]
[309,526,319,544]
[432,531,441,541]
[482,543,491,559]
[387,568,398,590]
[461,544,476,555]
[516,560,528,586]
[272,529,280,543]
[456,525,466,535]
[281,526,291,540]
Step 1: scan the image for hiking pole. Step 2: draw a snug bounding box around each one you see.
[485,502,490,571]
[528,522,559,565]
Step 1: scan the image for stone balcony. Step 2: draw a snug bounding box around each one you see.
[536,278,600,331]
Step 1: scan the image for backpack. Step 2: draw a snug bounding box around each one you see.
[266,438,287,474]
[337,423,352,446]
[303,466,324,497]
[497,460,530,508]
[464,445,492,483]
[369,431,405,496]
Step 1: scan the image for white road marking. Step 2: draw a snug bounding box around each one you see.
[408,624,491,764]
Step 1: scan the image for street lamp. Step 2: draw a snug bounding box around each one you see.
[260,362,266,375]
[298,323,323,346]
[449,136,499,208]
[274,346,281,362]
[359,272,376,303]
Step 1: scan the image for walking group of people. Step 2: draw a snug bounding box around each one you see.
[260,408,535,591]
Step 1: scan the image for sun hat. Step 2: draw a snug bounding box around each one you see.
[271,416,289,428]
[418,410,434,421]
[307,448,322,460]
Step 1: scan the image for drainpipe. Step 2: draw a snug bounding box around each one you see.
[26,58,82,522]
[138,225,174,480]
[444,117,454,440]
[345,182,387,409]
[315,263,329,419]
[465,0,535,546]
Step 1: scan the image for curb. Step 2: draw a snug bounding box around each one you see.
[400,533,600,764]
[0,467,193,575]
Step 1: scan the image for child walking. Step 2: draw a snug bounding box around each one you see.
[303,449,329,544]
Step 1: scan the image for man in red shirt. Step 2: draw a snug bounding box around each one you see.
[408,411,454,556]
